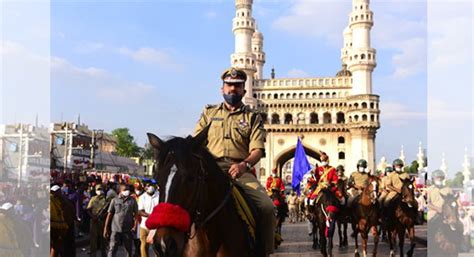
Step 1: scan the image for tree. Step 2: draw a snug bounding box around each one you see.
[446,171,464,187]
[409,160,419,174]
[111,128,140,157]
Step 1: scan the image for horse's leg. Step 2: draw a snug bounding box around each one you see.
[389,228,396,257]
[343,218,349,247]
[406,226,416,257]
[371,225,379,257]
[320,223,328,257]
[398,227,405,257]
[360,224,368,257]
[312,221,319,249]
[328,218,337,257]
[337,219,343,248]
[353,222,360,257]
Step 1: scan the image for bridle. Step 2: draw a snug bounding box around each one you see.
[181,152,232,239]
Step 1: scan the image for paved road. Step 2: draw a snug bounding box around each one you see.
[77,222,432,257]
[271,222,427,257]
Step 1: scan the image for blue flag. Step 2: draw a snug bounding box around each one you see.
[292,137,311,195]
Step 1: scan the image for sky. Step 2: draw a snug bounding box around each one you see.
[2,0,472,176]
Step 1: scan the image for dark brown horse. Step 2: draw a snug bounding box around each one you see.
[351,175,381,257]
[309,187,340,257]
[147,128,263,257]
[335,178,349,249]
[428,192,463,257]
[270,189,288,248]
[387,177,417,257]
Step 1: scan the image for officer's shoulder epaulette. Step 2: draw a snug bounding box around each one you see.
[205,104,217,109]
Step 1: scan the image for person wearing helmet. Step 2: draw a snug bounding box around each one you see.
[347,159,370,208]
[427,169,453,221]
[308,153,342,206]
[336,165,348,206]
[378,166,394,206]
[383,159,410,208]
[266,168,285,197]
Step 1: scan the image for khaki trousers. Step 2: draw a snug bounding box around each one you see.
[139,227,155,257]
[235,172,276,255]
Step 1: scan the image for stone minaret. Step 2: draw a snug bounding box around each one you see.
[252,24,265,80]
[231,0,257,107]
[417,142,425,170]
[347,0,376,95]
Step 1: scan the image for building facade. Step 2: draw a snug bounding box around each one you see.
[229,0,380,182]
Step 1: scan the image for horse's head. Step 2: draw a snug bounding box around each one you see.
[441,193,460,230]
[146,126,214,257]
[400,177,416,208]
[365,175,380,205]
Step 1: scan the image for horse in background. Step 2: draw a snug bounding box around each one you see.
[351,175,381,257]
[270,189,288,248]
[335,177,349,249]
[428,193,463,257]
[309,187,340,257]
[387,177,418,257]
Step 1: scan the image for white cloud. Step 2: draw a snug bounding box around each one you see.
[52,56,156,104]
[118,47,180,69]
[390,37,426,79]
[287,68,309,78]
[272,0,347,45]
[272,0,428,79]
[427,98,474,121]
[204,11,217,19]
[380,102,426,126]
[73,41,104,54]
[0,41,50,125]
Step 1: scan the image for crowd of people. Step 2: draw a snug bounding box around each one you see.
[0,182,49,257]
[264,156,474,253]
[50,172,160,257]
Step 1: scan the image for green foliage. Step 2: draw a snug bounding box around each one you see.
[409,160,420,174]
[446,171,464,187]
[111,128,140,157]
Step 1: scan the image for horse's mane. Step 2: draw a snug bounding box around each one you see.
[154,136,229,187]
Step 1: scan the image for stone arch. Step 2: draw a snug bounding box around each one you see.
[310,112,318,124]
[284,113,293,124]
[271,113,280,124]
[338,136,345,144]
[339,151,346,160]
[273,144,322,174]
[323,112,332,124]
[336,112,345,124]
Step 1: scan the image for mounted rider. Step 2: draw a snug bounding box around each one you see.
[378,166,394,206]
[380,159,410,208]
[308,153,343,206]
[266,168,285,198]
[427,169,453,221]
[347,159,370,208]
[194,67,275,255]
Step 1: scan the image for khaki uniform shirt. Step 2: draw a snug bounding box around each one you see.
[194,103,265,161]
[427,185,453,220]
[350,172,369,190]
[386,171,410,192]
[87,194,107,217]
[381,175,391,192]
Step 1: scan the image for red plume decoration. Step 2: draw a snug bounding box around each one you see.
[145,203,191,232]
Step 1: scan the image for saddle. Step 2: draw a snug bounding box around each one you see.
[231,184,260,253]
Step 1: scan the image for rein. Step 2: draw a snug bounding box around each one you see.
[187,153,232,239]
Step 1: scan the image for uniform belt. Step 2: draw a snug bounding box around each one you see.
[216,157,244,163]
